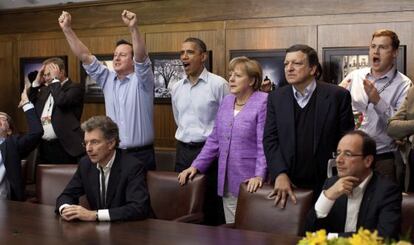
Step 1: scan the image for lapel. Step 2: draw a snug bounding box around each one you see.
[336,194,348,231]
[87,161,101,209]
[357,173,376,227]
[0,140,7,166]
[313,83,331,154]
[280,87,295,157]
[36,85,51,113]
[105,150,122,207]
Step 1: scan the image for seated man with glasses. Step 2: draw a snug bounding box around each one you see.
[56,116,152,222]
[304,130,401,240]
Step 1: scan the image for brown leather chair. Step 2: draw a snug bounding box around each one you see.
[229,183,313,235]
[36,164,89,208]
[154,150,176,171]
[402,192,414,242]
[147,171,206,223]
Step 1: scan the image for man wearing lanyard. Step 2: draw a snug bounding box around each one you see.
[340,29,411,183]
[59,10,156,170]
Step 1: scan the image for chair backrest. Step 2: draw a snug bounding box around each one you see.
[234,183,313,235]
[154,150,176,171]
[402,193,414,242]
[147,171,206,221]
[36,164,89,208]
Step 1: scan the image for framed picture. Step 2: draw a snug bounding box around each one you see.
[323,45,406,84]
[149,51,212,104]
[80,54,113,103]
[20,56,68,91]
[229,49,288,88]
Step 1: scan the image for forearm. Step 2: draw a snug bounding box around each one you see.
[129,25,147,62]
[62,27,93,64]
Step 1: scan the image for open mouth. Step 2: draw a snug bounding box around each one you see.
[372,57,381,65]
[182,62,190,68]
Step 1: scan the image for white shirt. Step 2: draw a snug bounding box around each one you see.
[59,151,116,221]
[292,80,317,108]
[315,172,373,234]
[171,68,229,143]
[344,67,411,153]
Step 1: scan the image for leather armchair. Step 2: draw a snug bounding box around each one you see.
[147,171,206,223]
[402,192,414,242]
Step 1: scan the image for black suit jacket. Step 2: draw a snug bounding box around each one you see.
[304,173,402,239]
[1,108,43,201]
[29,79,85,157]
[263,82,354,189]
[56,149,152,221]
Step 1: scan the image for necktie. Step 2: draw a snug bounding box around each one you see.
[99,166,106,208]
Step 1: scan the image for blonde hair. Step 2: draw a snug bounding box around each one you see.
[229,56,263,91]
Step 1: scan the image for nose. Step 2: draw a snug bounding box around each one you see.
[285,63,293,71]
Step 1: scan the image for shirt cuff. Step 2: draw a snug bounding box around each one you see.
[22,103,34,112]
[51,78,60,83]
[314,191,335,218]
[59,204,71,215]
[373,97,388,115]
[32,80,41,88]
[327,233,339,239]
[97,209,110,221]
[133,56,150,65]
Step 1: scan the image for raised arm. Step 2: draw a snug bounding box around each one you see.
[58,11,94,65]
[121,10,147,62]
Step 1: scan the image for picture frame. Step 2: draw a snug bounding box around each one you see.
[20,56,68,92]
[80,54,113,103]
[149,51,212,104]
[322,45,406,84]
[229,49,288,88]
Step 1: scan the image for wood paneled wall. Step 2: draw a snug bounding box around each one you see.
[1,0,414,148]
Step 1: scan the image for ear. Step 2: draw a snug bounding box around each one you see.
[200,52,207,63]
[309,65,317,77]
[364,155,374,169]
[392,48,398,59]
[108,139,116,150]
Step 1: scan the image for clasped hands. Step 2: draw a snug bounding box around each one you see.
[61,205,97,222]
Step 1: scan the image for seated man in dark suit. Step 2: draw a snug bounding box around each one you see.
[56,116,152,222]
[0,87,43,201]
[304,130,401,239]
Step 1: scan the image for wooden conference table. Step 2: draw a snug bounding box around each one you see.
[0,200,301,245]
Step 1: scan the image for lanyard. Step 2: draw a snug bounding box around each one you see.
[365,69,398,111]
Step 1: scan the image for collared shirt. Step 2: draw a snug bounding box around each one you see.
[34,78,69,141]
[0,103,34,200]
[292,80,317,108]
[171,68,229,143]
[315,172,373,233]
[83,56,155,148]
[345,67,411,153]
[59,151,116,221]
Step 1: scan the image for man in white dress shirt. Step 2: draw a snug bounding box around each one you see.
[304,130,401,239]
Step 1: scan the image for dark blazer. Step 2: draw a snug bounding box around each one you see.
[29,79,85,157]
[55,149,152,221]
[263,82,354,189]
[1,108,43,201]
[304,173,402,239]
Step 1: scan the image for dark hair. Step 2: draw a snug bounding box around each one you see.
[372,29,400,50]
[115,39,134,58]
[43,57,66,77]
[286,44,322,80]
[0,112,15,135]
[81,116,120,147]
[28,70,38,83]
[344,130,377,166]
[183,37,207,53]
[229,56,263,91]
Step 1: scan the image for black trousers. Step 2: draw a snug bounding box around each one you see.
[125,145,156,171]
[175,141,225,226]
[408,150,414,192]
[37,139,79,164]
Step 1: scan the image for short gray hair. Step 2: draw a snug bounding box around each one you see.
[81,116,120,147]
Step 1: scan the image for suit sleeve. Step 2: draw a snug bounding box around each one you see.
[338,89,355,137]
[108,163,151,221]
[55,166,85,213]
[49,82,84,109]
[263,93,287,181]
[16,107,43,158]
[376,182,402,240]
[387,86,414,139]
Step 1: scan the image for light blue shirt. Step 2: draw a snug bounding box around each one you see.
[83,56,155,148]
[345,67,411,153]
[171,68,229,143]
[292,79,317,108]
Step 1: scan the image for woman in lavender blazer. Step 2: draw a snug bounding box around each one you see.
[178,56,268,223]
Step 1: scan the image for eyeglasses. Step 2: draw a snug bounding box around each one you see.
[332,151,364,159]
[82,140,103,148]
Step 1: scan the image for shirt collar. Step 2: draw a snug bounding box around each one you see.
[292,79,317,100]
[184,67,208,85]
[368,65,396,80]
[0,138,4,144]
[61,78,69,86]
[351,171,373,197]
[96,150,116,171]
[115,73,133,82]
